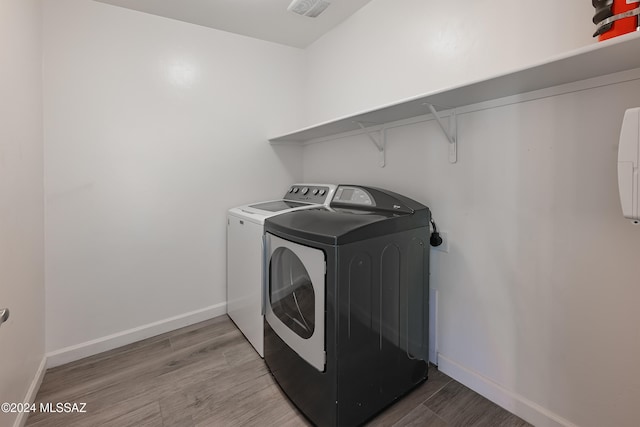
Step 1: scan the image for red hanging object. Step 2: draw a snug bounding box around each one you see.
[593,0,640,41]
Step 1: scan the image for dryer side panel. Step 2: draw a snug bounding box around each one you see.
[337,227,430,426]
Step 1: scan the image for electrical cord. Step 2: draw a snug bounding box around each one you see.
[430,218,443,247]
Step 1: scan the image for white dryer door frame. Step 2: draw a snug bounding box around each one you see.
[265,233,326,372]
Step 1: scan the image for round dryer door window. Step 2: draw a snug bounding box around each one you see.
[270,247,315,339]
[265,233,326,372]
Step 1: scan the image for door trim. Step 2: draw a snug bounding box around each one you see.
[265,233,326,372]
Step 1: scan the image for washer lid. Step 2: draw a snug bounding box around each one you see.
[248,200,310,212]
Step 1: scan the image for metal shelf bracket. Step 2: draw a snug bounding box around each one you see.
[0,308,9,328]
[425,103,457,163]
[355,121,386,167]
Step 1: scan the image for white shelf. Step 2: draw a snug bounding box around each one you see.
[269,31,640,144]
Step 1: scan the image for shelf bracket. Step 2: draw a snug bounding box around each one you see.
[355,121,386,167]
[425,103,457,163]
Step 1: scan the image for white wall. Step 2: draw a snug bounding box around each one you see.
[43,0,304,360]
[304,0,594,125]
[302,1,640,426]
[35,1,640,425]
[0,0,46,425]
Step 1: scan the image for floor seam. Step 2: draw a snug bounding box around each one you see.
[420,377,453,406]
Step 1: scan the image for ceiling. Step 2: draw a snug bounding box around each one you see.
[93,0,374,48]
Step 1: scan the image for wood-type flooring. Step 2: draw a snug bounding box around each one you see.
[26,316,531,427]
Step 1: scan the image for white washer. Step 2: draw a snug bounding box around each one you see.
[227,184,336,357]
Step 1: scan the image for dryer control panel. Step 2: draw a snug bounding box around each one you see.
[331,185,421,214]
[284,184,334,204]
[333,186,374,206]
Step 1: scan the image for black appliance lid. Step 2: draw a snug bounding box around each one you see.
[265,186,430,245]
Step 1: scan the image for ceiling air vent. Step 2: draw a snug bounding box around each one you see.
[287,0,331,18]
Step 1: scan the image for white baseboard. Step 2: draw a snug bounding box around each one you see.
[437,354,578,427]
[46,302,227,368]
[14,356,47,427]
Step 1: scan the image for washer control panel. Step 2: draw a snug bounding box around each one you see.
[284,184,333,204]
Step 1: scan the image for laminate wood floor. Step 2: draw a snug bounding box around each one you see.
[27,316,531,427]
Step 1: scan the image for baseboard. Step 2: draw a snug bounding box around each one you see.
[46,302,227,368]
[14,356,47,427]
[437,354,578,427]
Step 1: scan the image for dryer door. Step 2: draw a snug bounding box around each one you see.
[265,233,325,372]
